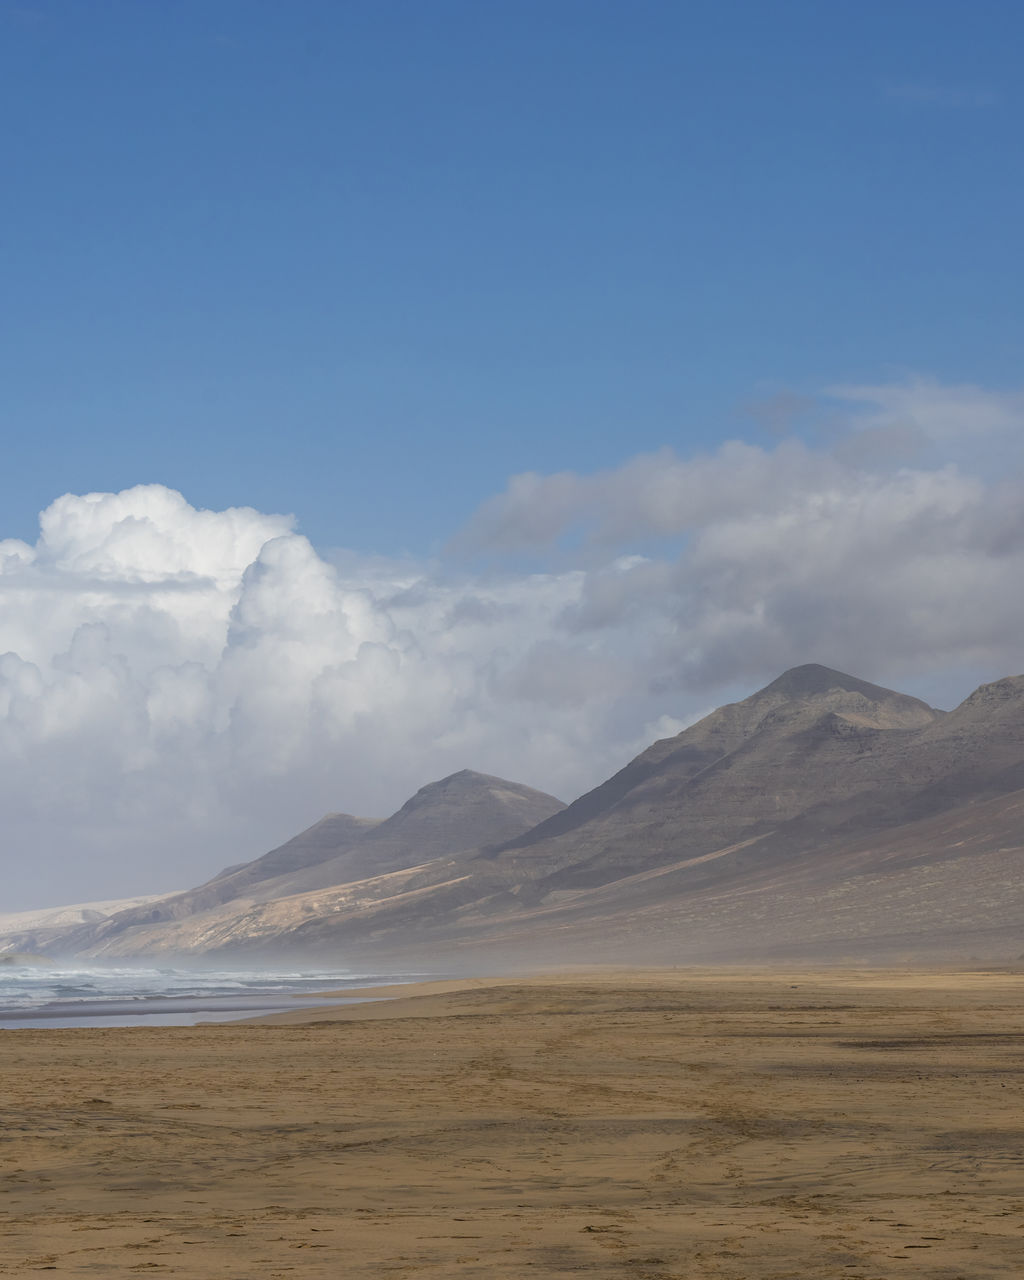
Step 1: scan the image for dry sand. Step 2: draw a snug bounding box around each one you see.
[3,967,1024,1277]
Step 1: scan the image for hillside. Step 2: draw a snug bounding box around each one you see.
[51,771,566,958]
[36,665,1024,964]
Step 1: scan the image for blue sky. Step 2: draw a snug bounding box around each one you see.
[4,1,1024,906]
[4,0,1022,552]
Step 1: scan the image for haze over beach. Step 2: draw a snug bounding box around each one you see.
[4,4,1024,1277]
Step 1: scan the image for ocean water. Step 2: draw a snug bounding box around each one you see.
[0,963,420,1028]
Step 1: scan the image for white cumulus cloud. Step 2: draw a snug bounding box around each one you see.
[0,486,663,907]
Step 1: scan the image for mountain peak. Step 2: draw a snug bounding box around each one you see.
[277,769,566,890]
[401,769,525,809]
[957,674,1024,711]
[440,768,504,786]
[760,664,915,704]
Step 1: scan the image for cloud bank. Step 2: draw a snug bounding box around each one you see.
[3,379,1023,907]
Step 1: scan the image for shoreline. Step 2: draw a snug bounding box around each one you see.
[0,992,383,1029]
[0,965,432,1030]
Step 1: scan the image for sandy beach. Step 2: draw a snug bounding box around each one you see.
[3,966,1024,1277]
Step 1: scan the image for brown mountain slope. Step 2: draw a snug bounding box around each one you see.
[144,780,1024,965]
[57,771,565,958]
[486,664,941,887]
[190,666,1024,961]
[54,666,1024,963]
[492,664,937,858]
[98,813,383,930]
[428,786,1024,963]
[265,770,567,897]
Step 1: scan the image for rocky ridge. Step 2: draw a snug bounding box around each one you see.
[17,665,1024,964]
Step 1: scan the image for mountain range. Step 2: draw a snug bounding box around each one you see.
[7,663,1024,964]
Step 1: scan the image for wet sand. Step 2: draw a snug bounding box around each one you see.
[2,967,1024,1277]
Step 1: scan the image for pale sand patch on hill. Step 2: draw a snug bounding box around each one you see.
[0,894,178,942]
[2,968,1024,1277]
